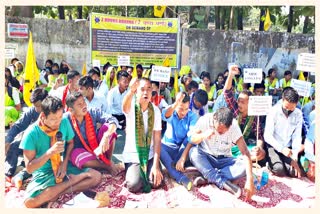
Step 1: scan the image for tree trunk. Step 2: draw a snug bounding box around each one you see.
[287,6,294,33]
[220,7,226,30]
[215,6,220,29]
[229,6,234,30]
[237,7,243,30]
[204,6,210,27]
[18,6,33,18]
[77,6,82,19]
[259,9,265,31]
[189,6,197,24]
[58,6,65,20]
[303,16,309,33]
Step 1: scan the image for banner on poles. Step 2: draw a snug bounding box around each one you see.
[248,96,272,116]
[291,79,312,97]
[243,68,263,83]
[90,13,179,67]
[150,66,171,82]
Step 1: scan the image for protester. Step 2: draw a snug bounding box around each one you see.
[189,89,208,118]
[88,68,109,97]
[122,78,163,193]
[159,82,173,105]
[151,81,168,111]
[5,75,21,128]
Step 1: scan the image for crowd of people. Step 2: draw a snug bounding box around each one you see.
[4,58,316,208]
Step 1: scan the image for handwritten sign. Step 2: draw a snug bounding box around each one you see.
[248,96,272,116]
[296,53,315,72]
[117,55,130,66]
[150,66,171,82]
[5,49,15,59]
[92,59,100,68]
[243,68,263,83]
[291,79,312,97]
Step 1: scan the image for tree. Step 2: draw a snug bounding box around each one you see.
[287,6,294,32]
[77,6,82,19]
[58,6,65,19]
[237,6,243,30]
[229,6,234,30]
[214,6,220,29]
[204,6,210,27]
[220,7,226,30]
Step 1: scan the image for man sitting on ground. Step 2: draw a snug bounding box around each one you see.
[19,96,102,208]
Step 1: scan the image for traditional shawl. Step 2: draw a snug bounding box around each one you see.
[70,113,111,165]
[135,99,154,193]
[238,113,255,141]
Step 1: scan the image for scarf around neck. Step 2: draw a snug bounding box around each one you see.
[237,113,255,141]
[70,112,111,165]
[38,119,63,184]
[135,97,154,193]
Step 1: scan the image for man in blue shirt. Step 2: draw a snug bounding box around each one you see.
[5,88,48,182]
[160,92,198,190]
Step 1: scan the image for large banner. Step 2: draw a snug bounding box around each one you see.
[90,13,179,67]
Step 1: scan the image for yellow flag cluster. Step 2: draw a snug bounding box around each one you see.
[23,31,40,107]
[154,6,166,18]
[264,8,272,31]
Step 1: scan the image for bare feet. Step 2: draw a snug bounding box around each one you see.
[106,162,124,176]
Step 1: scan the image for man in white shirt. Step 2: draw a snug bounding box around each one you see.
[264,87,303,178]
[189,107,255,200]
[49,70,80,109]
[78,76,107,113]
[122,77,163,193]
[106,70,130,129]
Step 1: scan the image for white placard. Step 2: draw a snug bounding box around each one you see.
[7,23,28,38]
[296,53,315,72]
[248,96,272,116]
[150,66,171,83]
[243,68,263,83]
[117,55,130,66]
[92,59,100,68]
[291,79,312,97]
[5,49,15,59]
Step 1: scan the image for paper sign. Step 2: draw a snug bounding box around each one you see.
[117,55,130,66]
[291,79,312,97]
[243,68,263,83]
[5,49,15,59]
[248,96,272,116]
[296,53,315,72]
[92,59,100,68]
[7,23,28,38]
[150,66,171,82]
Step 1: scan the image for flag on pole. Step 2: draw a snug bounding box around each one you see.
[298,71,305,80]
[81,63,87,76]
[23,31,39,106]
[154,6,166,18]
[162,56,170,67]
[131,63,138,79]
[173,69,179,95]
[264,8,272,31]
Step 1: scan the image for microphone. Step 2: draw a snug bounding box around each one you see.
[56,131,63,141]
[56,131,64,161]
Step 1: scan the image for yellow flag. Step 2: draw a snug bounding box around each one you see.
[298,71,305,80]
[174,69,179,95]
[142,69,151,78]
[23,31,39,107]
[264,8,272,31]
[154,6,166,18]
[162,56,170,67]
[131,63,138,79]
[81,63,87,76]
